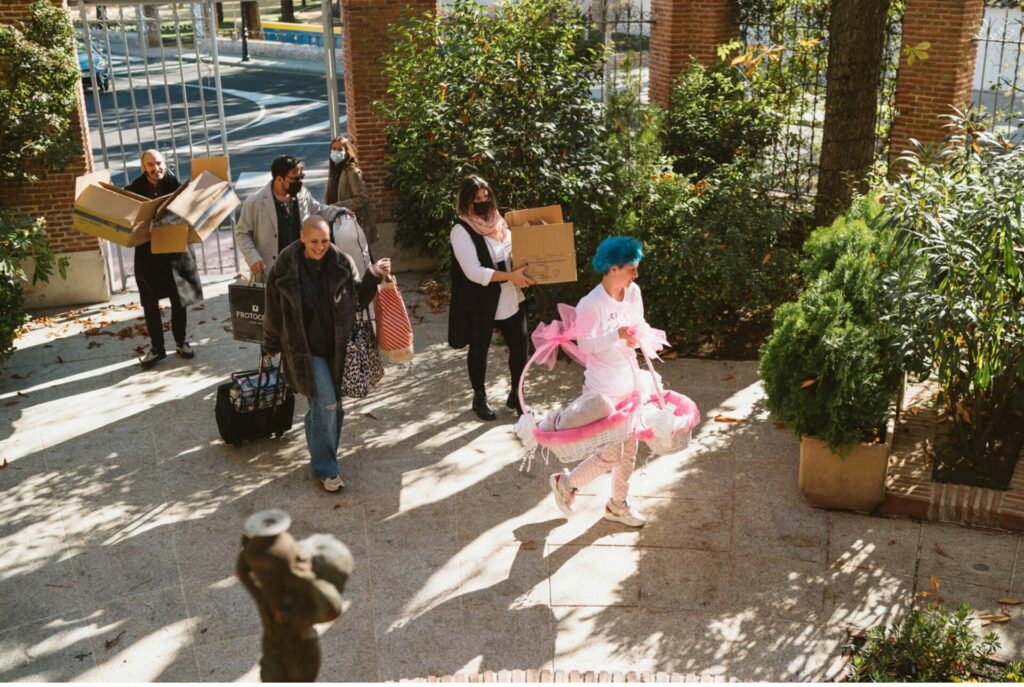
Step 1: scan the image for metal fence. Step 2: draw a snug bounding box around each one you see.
[972,5,1024,142]
[75,0,238,291]
[738,3,904,203]
[583,0,652,103]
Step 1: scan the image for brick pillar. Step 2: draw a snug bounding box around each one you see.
[648,0,738,107]
[889,0,984,157]
[0,0,110,306]
[340,0,437,269]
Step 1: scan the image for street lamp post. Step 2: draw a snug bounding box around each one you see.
[240,1,250,62]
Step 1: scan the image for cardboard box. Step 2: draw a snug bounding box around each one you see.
[73,155,239,253]
[507,204,577,284]
[150,223,190,254]
[72,169,162,247]
[156,168,240,252]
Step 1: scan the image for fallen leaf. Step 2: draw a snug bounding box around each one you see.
[661,351,679,360]
[56,356,64,364]
[714,415,745,423]
[363,412,378,420]
[104,629,126,650]
[772,421,787,430]
[192,304,205,311]
[16,391,27,397]
[999,597,1022,605]
[933,544,953,559]
[888,539,897,546]
[333,504,342,510]
[724,373,734,381]
[976,614,1010,623]
[87,341,103,349]
[800,378,816,389]
[223,326,232,332]
[0,458,8,469]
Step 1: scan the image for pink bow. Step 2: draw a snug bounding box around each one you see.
[628,321,669,361]
[530,303,588,369]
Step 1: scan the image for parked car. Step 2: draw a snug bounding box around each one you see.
[77,47,110,92]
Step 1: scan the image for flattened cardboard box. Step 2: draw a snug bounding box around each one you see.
[72,169,162,247]
[507,204,577,284]
[155,169,240,253]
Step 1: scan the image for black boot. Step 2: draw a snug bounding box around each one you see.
[506,390,523,416]
[472,392,496,421]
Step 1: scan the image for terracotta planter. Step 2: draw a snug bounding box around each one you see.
[798,422,894,512]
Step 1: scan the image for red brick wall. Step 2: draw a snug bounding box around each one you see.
[889,0,984,157]
[341,0,435,224]
[0,0,97,254]
[648,0,738,107]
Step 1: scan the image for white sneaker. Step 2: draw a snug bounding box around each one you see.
[549,469,576,517]
[604,499,646,527]
[320,476,345,492]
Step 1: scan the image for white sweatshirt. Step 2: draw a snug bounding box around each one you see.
[575,281,659,402]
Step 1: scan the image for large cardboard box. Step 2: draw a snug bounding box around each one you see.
[72,169,163,247]
[73,155,239,254]
[507,204,577,284]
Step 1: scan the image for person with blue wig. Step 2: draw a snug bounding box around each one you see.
[549,235,659,527]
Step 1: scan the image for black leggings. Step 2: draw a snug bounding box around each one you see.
[467,307,528,397]
[141,292,187,354]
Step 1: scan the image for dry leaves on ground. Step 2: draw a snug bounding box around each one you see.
[714,415,746,423]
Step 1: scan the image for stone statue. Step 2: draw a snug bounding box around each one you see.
[236,510,353,682]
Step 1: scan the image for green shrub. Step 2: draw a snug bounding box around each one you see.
[663,58,784,178]
[0,209,68,370]
[881,110,1024,481]
[800,194,886,281]
[848,599,1020,682]
[627,163,801,350]
[0,275,27,369]
[380,0,607,262]
[759,202,900,449]
[0,0,82,183]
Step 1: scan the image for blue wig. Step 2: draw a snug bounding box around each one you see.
[592,236,643,274]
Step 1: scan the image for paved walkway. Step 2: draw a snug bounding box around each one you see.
[2,274,1024,682]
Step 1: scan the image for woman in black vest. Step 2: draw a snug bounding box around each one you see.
[448,176,534,420]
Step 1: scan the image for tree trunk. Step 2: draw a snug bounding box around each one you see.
[142,4,161,48]
[814,0,892,226]
[280,0,295,23]
[242,0,263,40]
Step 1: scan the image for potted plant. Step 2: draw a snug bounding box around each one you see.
[759,196,902,511]
[881,110,1024,490]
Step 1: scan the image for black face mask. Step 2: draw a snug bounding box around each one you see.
[287,179,303,196]
[473,201,491,216]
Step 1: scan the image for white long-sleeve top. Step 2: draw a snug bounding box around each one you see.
[575,281,659,402]
[450,223,524,321]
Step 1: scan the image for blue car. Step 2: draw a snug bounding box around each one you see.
[77,47,110,92]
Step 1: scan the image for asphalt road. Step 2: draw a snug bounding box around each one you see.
[82,52,344,200]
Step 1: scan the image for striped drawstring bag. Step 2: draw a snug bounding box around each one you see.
[376,276,414,362]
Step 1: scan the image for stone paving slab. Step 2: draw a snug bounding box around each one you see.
[2,274,1024,681]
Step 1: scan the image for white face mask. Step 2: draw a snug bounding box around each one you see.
[330,150,346,164]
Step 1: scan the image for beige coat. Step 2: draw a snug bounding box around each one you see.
[325,165,378,243]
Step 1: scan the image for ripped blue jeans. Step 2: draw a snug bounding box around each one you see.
[305,356,345,479]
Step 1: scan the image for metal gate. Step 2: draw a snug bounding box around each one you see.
[76,0,237,291]
[973,3,1024,142]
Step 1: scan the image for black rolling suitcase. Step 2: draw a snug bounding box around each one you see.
[215,354,295,446]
